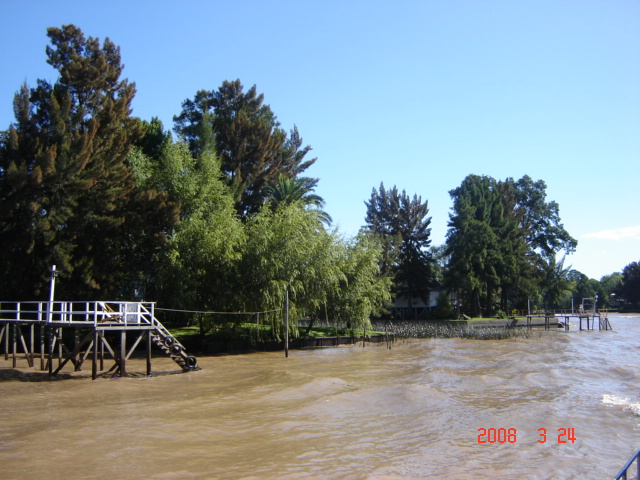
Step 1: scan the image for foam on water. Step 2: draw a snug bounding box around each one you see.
[602,394,640,416]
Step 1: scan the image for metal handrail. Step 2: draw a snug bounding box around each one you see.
[614,448,640,480]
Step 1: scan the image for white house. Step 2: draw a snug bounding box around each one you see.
[387,286,459,319]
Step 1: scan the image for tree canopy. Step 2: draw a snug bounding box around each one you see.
[445,174,577,316]
[262,174,332,226]
[173,80,316,216]
[617,260,640,309]
[364,183,433,311]
[0,25,174,299]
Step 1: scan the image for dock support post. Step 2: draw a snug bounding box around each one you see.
[119,330,127,377]
[100,331,104,371]
[2,323,8,360]
[74,327,81,371]
[12,324,17,368]
[47,327,54,375]
[146,330,152,376]
[92,330,98,380]
[18,326,33,368]
[40,325,45,370]
[57,328,62,368]
[30,324,34,365]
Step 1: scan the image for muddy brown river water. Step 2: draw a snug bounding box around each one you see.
[1,315,639,479]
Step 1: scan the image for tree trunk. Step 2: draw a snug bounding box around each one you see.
[304,314,316,337]
[485,283,494,317]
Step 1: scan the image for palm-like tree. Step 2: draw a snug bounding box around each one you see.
[262,175,332,225]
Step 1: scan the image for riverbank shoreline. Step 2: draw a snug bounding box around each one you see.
[182,318,550,355]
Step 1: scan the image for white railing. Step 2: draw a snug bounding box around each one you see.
[0,301,156,326]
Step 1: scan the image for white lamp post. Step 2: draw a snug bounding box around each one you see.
[48,265,58,322]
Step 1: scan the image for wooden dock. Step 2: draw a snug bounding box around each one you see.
[526,310,613,331]
[0,301,199,379]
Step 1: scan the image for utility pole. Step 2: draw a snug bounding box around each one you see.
[285,290,289,358]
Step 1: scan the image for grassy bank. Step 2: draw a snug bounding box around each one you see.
[166,322,386,345]
[166,318,538,350]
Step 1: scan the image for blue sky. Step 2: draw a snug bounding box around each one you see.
[1,0,638,280]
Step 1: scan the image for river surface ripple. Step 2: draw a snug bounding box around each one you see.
[1,315,639,479]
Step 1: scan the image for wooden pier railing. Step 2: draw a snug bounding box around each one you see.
[523,309,612,331]
[0,301,199,379]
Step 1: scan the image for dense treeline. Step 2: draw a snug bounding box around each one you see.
[1,25,637,339]
[363,175,636,316]
[445,174,578,317]
[0,25,390,339]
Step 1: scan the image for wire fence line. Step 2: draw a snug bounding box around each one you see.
[155,307,282,316]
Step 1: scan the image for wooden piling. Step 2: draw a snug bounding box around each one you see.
[57,328,62,368]
[74,327,80,371]
[30,324,34,365]
[100,331,104,371]
[47,327,54,375]
[1,323,7,360]
[92,330,98,380]
[40,324,45,370]
[18,326,33,368]
[119,330,127,377]
[146,330,152,376]
[12,324,17,368]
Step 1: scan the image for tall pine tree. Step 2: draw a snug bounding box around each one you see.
[445,175,504,317]
[0,25,165,298]
[364,183,433,313]
[174,80,316,216]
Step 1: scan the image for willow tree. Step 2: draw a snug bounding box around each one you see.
[236,204,338,339]
[0,25,165,299]
[140,141,245,330]
[235,204,390,339]
[323,232,392,332]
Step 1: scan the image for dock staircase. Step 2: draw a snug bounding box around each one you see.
[98,300,199,372]
[149,321,199,372]
[97,301,198,371]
